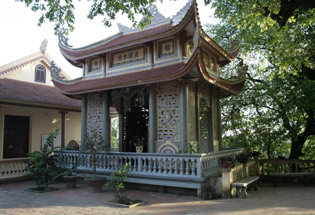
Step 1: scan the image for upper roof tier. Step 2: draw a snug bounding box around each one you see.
[53,0,246,97]
[58,0,234,67]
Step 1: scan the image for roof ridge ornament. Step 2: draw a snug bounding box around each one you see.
[144,4,167,24]
[172,0,193,26]
[40,39,48,54]
[50,61,65,81]
[58,34,73,48]
[226,40,239,52]
[117,23,132,32]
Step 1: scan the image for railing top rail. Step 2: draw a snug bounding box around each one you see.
[55,148,245,159]
[260,159,315,163]
[0,158,30,162]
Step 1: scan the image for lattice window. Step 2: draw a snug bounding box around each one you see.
[156,81,180,153]
[87,93,103,135]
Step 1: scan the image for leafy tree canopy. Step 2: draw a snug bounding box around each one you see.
[18,0,157,35]
[206,0,315,159]
[209,0,315,77]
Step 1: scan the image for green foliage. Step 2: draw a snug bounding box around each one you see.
[25,129,59,188]
[205,0,315,159]
[132,136,145,146]
[80,130,107,178]
[111,117,119,148]
[18,0,157,35]
[105,163,136,205]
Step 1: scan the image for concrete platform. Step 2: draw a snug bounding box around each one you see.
[0,180,315,215]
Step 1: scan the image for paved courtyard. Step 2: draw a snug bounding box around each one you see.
[0,180,315,215]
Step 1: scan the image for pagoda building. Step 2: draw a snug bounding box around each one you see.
[51,0,246,155]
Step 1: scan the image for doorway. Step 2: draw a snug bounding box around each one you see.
[3,115,30,158]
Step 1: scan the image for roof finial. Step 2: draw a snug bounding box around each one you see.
[40,39,48,54]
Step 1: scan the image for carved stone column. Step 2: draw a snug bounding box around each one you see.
[180,79,188,152]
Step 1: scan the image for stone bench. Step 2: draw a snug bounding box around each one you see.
[232,176,259,198]
[270,172,314,186]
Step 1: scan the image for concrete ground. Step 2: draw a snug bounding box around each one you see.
[0,180,315,215]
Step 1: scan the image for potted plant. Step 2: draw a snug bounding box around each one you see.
[236,153,249,164]
[219,156,235,168]
[25,129,60,193]
[132,136,145,153]
[105,163,145,208]
[80,130,107,191]
[250,151,260,160]
[54,159,80,188]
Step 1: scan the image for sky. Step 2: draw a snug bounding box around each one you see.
[0,0,217,79]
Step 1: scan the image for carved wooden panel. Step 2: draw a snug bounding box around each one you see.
[111,46,145,66]
[89,57,101,73]
[87,93,103,135]
[156,81,180,153]
[202,50,217,75]
[158,39,176,57]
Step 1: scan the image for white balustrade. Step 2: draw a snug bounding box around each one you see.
[55,148,244,180]
[0,158,30,180]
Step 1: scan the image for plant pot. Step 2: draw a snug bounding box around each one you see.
[63,175,78,188]
[136,145,143,153]
[222,161,234,168]
[84,177,107,192]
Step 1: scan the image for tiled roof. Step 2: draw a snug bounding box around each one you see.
[0,78,81,110]
[0,52,70,80]
[53,63,186,95]
[60,23,174,59]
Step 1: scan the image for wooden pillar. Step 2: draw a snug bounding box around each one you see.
[59,111,68,148]
[148,85,157,153]
[180,80,188,152]
[81,95,87,144]
[102,91,110,150]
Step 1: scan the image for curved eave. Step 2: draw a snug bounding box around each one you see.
[53,48,203,96]
[197,49,245,96]
[199,31,237,66]
[59,1,198,63]
[53,47,245,98]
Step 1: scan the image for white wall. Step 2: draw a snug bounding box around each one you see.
[4,60,54,86]
[0,104,81,159]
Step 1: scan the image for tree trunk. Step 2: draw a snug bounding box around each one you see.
[289,136,305,159]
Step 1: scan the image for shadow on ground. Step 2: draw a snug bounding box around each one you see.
[0,180,315,215]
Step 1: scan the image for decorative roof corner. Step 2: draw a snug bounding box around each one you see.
[144,4,168,25]
[58,34,73,49]
[172,0,193,26]
[50,61,65,82]
[117,23,132,33]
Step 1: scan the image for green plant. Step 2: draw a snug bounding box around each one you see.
[105,163,136,205]
[25,129,59,189]
[80,130,107,178]
[236,153,249,164]
[132,136,145,147]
